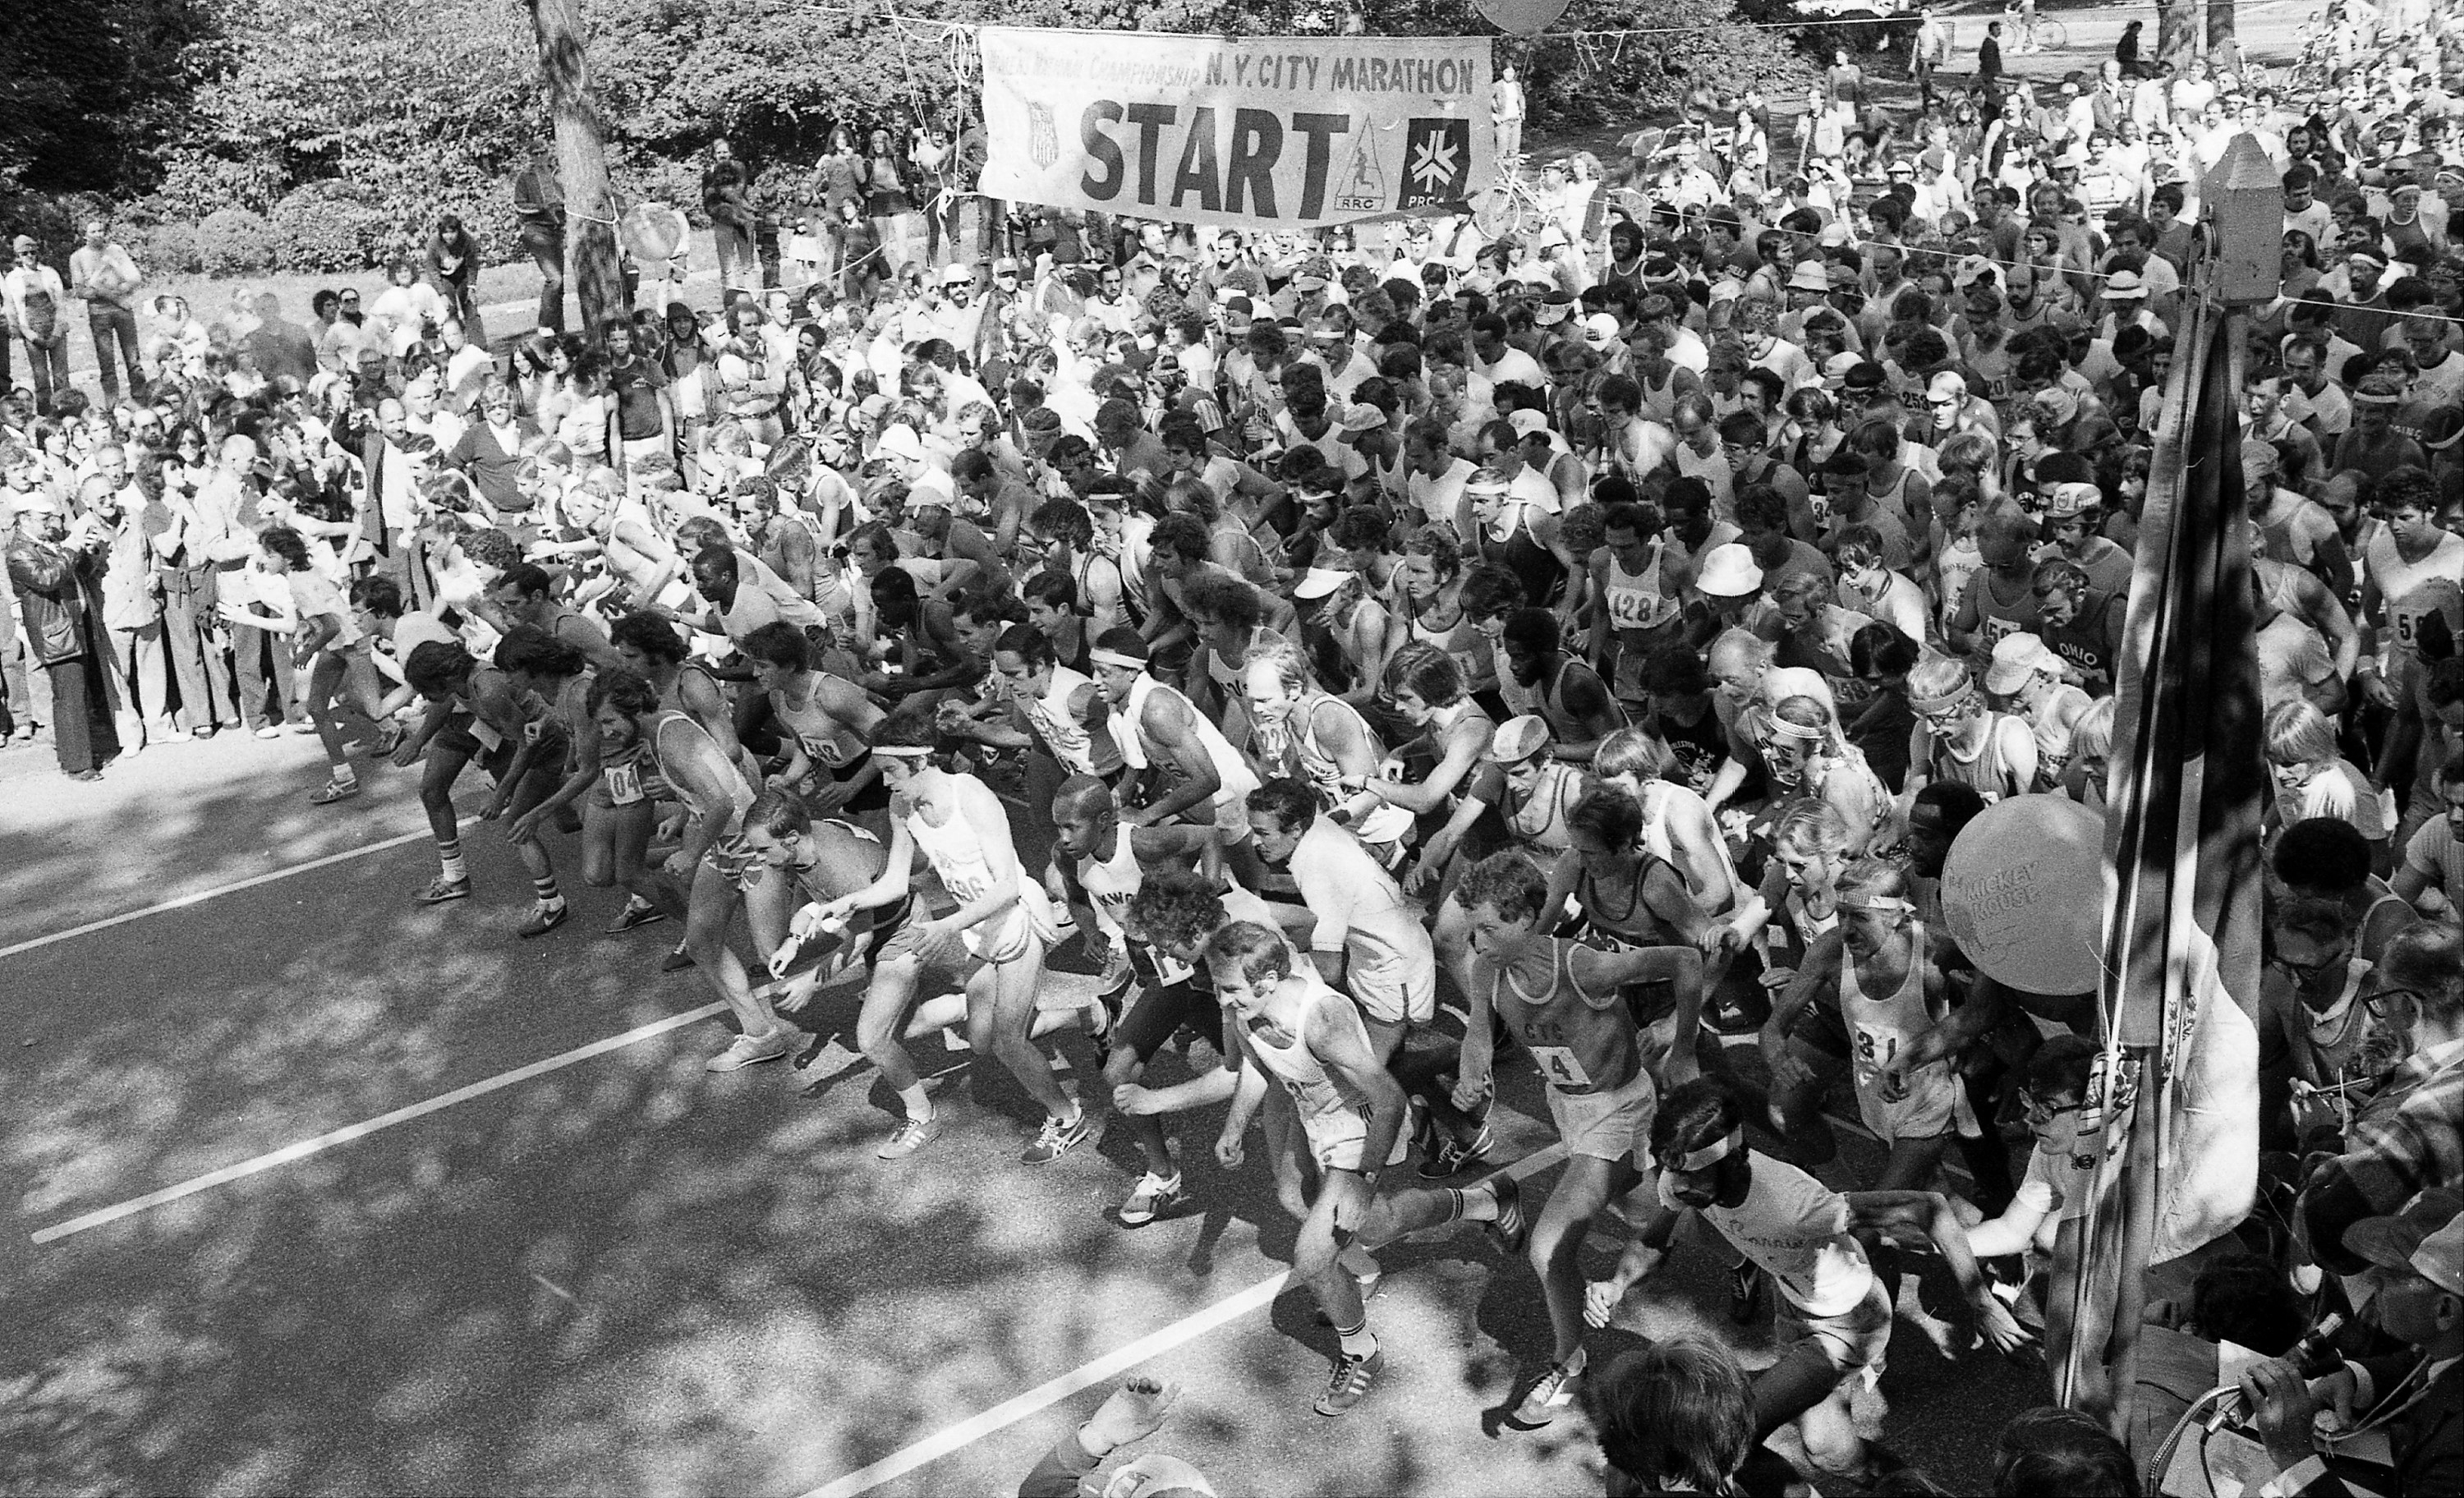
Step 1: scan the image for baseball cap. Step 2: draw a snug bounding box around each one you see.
[992,256,1021,275]
[1580,312,1620,348]
[1088,1451,1219,1498]
[2345,1187,2464,1298]
[2102,269,2148,300]
[876,424,926,466]
[2043,480,2103,518]
[1293,566,1355,599]
[1788,260,1830,293]
[1340,402,1386,434]
[1694,543,1764,598]
[1506,409,1552,439]
[940,264,972,287]
[1985,633,2066,694]
[1534,289,1575,324]
[1483,715,1552,764]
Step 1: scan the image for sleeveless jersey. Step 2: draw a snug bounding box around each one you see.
[1487,937,1642,1097]
[1840,918,1979,1142]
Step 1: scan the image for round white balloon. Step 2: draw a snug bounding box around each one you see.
[1939,793,2106,995]
[1478,0,1571,38]
[620,202,688,263]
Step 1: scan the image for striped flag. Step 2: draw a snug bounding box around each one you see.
[2061,277,2264,1407]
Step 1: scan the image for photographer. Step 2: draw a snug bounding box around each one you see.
[2238,1192,2464,1498]
[1018,1378,1215,1498]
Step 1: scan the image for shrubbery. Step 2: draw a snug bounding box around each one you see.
[269,182,391,272]
[125,220,202,275]
[195,206,276,276]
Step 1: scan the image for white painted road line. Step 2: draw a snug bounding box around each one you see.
[0,814,477,963]
[29,1000,727,1245]
[796,1141,1573,1498]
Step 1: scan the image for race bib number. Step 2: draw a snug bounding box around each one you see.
[1529,1045,1594,1091]
[799,732,850,768]
[1852,1026,1899,1075]
[1980,614,2022,647]
[471,717,506,753]
[605,762,646,805]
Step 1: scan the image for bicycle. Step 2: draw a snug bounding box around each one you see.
[1471,155,1554,241]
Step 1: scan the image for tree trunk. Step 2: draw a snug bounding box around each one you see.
[526,0,627,333]
[2206,0,2237,71]
[2158,0,2196,67]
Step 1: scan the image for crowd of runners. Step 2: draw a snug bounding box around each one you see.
[9,4,2464,1494]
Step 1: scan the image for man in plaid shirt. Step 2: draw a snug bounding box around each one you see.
[2298,926,2464,1274]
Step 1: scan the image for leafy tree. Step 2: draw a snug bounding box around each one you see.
[0,0,216,195]
[132,0,1805,265]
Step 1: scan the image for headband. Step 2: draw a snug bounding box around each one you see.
[871,741,935,758]
[1837,893,1914,913]
[1763,715,1825,743]
[1089,647,1148,671]
[1676,1128,1744,1173]
[1910,678,1978,716]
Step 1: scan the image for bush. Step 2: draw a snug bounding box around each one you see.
[126,221,202,276]
[270,182,391,272]
[195,207,276,276]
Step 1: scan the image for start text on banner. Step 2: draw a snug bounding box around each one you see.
[976,27,1497,232]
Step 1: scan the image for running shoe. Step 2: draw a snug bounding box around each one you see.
[284,718,319,736]
[706,1029,791,1073]
[1509,1358,1582,1429]
[1117,1172,1186,1227]
[1728,1260,1767,1324]
[1486,1174,1530,1255]
[416,875,473,905]
[517,901,570,939]
[253,724,284,740]
[876,1115,938,1160]
[1418,1119,1496,1179]
[659,942,696,972]
[308,776,361,805]
[605,899,668,934]
[1312,1347,1383,1416]
[1021,1109,1096,1165]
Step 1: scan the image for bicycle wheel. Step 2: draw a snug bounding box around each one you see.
[2037,17,2068,48]
[1472,186,1547,241]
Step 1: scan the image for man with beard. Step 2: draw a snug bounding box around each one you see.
[2297,924,2464,1273]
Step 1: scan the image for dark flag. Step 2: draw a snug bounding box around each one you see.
[2059,275,2263,1412]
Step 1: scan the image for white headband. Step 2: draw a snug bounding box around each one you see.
[1675,1128,1745,1173]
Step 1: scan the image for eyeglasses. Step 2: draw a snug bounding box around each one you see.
[2021,1095,2089,1126]
[2364,987,2424,1020]
[2269,951,2348,981]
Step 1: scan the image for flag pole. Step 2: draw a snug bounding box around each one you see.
[2057,133,2277,1432]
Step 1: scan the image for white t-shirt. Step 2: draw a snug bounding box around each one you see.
[1408,455,1480,532]
[1289,816,1437,1018]
[1671,1153,1873,1316]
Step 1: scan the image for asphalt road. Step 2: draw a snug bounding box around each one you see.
[0,729,2064,1496]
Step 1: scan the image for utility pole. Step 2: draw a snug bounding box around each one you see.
[526,0,628,332]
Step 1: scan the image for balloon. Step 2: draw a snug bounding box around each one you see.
[619,202,688,263]
[1939,793,2106,995]
[1477,0,1570,37]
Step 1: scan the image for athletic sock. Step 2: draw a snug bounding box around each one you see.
[897,1082,933,1122]
[532,876,563,906]
[1448,1183,1501,1223]
[1557,1344,1588,1376]
[1334,1320,1379,1358]
[330,764,357,783]
[437,839,468,883]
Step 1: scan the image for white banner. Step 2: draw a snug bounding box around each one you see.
[977,27,1496,232]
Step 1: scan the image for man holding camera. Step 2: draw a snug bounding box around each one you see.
[7,483,120,779]
[2241,1190,2464,1498]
